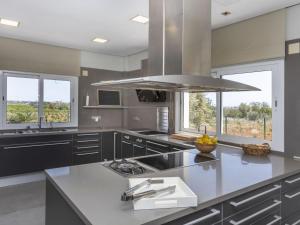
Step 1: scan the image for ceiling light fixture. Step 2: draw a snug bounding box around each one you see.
[131,15,149,24]
[0,18,20,27]
[92,37,108,43]
[222,11,232,16]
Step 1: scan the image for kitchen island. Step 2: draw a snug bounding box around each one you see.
[45,144,300,225]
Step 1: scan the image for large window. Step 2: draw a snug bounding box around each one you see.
[6,76,39,124]
[180,60,284,151]
[1,72,78,129]
[182,93,216,134]
[222,71,272,141]
[43,79,71,123]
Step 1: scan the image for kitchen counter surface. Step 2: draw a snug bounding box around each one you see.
[45,145,300,225]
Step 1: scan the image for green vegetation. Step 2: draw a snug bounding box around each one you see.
[189,94,272,140]
[7,101,70,124]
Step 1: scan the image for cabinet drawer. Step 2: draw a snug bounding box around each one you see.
[74,145,101,153]
[75,133,101,141]
[223,183,281,219]
[162,205,222,225]
[282,186,300,219]
[224,196,281,225]
[252,210,281,225]
[74,138,101,147]
[133,144,146,157]
[283,210,300,225]
[146,140,169,153]
[73,151,100,165]
[282,173,300,193]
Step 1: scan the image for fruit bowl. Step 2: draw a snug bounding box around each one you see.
[194,143,217,153]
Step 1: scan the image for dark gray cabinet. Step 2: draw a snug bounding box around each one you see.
[146,140,170,153]
[122,140,134,158]
[163,205,222,225]
[102,132,115,161]
[114,132,122,159]
[73,132,101,165]
[0,135,73,177]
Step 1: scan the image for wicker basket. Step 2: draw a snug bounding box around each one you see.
[195,143,217,153]
[241,143,271,156]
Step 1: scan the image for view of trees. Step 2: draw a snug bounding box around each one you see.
[188,94,272,140]
[7,101,70,124]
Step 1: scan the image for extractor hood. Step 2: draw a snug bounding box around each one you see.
[92,0,259,92]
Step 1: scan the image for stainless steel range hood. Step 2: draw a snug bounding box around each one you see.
[92,0,259,92]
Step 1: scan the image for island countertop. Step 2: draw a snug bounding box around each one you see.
[45,145,300,225]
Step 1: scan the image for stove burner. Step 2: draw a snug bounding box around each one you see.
[109,159,145,176]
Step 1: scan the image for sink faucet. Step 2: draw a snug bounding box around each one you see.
[38,116,44,129]
[198,124,207,134]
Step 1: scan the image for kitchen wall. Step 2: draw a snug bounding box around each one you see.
[79,61,171,131]
[0,36,80,76]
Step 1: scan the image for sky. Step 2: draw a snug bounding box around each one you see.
[7,77,71,103]
[204,71,272,107]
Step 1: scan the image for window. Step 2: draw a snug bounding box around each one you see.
[6,76,39,124]
[43,79,71,123]
[222,71,272,141]
[180,60,284,151]
[1,72,78,129]
[182,92,216,134]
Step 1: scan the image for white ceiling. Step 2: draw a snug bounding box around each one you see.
[0,0,299,56]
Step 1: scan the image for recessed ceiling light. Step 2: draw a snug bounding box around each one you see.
[0,18,20,27]
[92,38,108,43]
[131,15,149,24]
[221,11,232,16]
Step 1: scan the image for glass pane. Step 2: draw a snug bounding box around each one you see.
[222,71,272,140]
[7,76,39,124]
[43,79,71,123]
[183,92,216,133]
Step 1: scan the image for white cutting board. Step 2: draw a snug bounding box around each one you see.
[129,177,197,210]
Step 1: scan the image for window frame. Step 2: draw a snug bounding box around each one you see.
[1,71,78,129]
[179,59,284,152]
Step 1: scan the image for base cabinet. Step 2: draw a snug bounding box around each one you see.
[0,139,72,177]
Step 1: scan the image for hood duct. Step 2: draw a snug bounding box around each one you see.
[92,0,259,92]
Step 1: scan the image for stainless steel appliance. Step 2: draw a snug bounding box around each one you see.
[92,0,259,93]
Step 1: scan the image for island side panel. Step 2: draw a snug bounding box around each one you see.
[45,179,86,225]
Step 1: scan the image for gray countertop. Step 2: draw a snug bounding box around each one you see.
[45,144,300,225]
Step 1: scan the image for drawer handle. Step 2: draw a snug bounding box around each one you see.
[229,200,281,225]
[286,218,300,225]
[76,145,100,149]
[122,141,131,145]
[230,185,281,207]
[136,138,143,143]
[133,144,144,149]
[267,215,281,225]
[77,139,99,143]
[3,142,71,149]
[77,133,99,137]
[146,141,168,148]
[285,191,300,199]
[146,148,161,154]
[75,151,98,156]
[285,177,300,184]
[183,209,220,225]
[172,147,183,151]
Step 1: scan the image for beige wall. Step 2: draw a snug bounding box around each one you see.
[0,37,80,76]
[212,10,286,68]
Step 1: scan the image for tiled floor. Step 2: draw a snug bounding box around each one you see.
[0,181,45,225]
